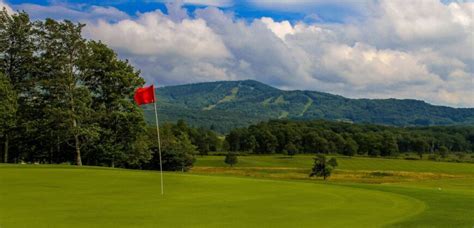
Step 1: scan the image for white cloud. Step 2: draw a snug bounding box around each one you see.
[1,0,473,107]
[84,11,230,59]
[261,17,295,40]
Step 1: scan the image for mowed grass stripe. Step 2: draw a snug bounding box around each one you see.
[0,166,423,228]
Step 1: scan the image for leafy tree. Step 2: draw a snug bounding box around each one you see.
[380,132,399,156]
[342,137,358,156]
[413,138,429,159]
[284,142,298,157]
[303,133,329,154]
[36,19,99,166]
[309,155,337,180]
[0,9,36,163]
[0,9,35,91]
[224,152,238,167]
[241,134,256,152]
[0,73,17,162]
[438,146,449,158]
[253,129,277,153]
[328,157,338,167]
[145,124,196,171]
[78,41,149,167]
[161,134,196,171]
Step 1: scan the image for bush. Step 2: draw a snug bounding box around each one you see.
[224,152,238,167]
[428,154,440,161]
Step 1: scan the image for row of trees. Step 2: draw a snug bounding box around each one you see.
[0,10,217,170]
[0,9,148,166]
[225,120,474,157]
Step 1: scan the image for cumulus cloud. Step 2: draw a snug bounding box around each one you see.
[1,0,473,107]
[88,0,473,107]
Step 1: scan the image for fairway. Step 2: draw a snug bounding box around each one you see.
[0,165,424,228]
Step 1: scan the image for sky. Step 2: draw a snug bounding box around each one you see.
[1,0,473,107]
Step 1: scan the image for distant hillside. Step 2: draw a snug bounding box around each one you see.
[143,80,474,133]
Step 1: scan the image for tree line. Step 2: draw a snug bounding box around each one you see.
[225,120,474,157]
[0,9,148,166]
[0,10,224,170]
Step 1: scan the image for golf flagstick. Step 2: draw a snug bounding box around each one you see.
[153,87,164,195]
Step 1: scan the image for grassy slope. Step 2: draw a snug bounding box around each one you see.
[0,165,423,228]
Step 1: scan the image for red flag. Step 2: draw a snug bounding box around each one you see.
[134,85,155,105]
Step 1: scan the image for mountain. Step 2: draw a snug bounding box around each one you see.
[143,80,474,133]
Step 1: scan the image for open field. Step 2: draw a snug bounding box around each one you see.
[1,156,473,227]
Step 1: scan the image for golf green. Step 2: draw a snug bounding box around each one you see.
[0,166,424,227]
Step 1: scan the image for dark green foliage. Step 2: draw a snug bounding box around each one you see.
[0,11,152,167]
[224,152,238,167]
[309,155,337,180]
[144,123,197,171]
[0,73,17,163]
[438,146,449,158]
[146,80,474,133]
[342,137,358,156]
[226,120,474,156]
[327,157,338,167]
[284,143,298,157]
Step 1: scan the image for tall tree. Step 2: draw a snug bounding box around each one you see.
[78,41,149,167]
[0,9,36,163]
[37,19,98,166]
[0,73,17,162]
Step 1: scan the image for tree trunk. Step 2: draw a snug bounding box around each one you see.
[74,135,82,166]
[56,136,60,164]
[3,134,8,163]
[49,146,53,164]
[73,119,82,166]
[111,158,115,168]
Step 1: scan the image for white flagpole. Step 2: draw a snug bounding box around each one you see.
[153,86,164,195]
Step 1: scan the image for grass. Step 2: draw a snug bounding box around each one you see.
[1,155,473,227]
[195,155,474,174]
[193,155,474,227]
[0,165,424,227]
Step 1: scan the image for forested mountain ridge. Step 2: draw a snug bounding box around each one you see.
[144,80,474,133]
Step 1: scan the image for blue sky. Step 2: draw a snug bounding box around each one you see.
[1,0,473,107]
[5,0,369,23]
